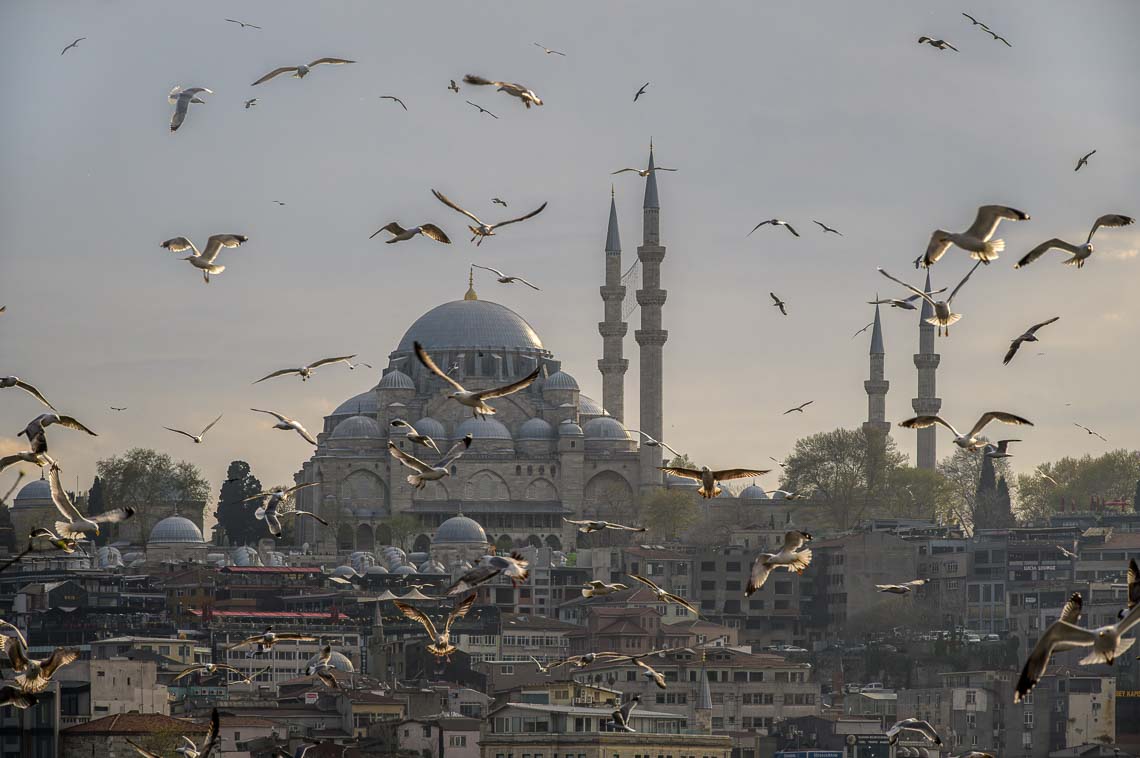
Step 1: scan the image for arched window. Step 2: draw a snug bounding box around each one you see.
[464,470,510,501]
[516,465,522,476]
[356,523,375,552]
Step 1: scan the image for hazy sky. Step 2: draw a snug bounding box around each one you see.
[2,1,1138,522]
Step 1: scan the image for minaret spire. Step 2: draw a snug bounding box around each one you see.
[913,270,941,469]
[598,190,629,421]
[464,266,478,301]
[636,140,667,491]
[643,138,660,213]
[863,304,890,437]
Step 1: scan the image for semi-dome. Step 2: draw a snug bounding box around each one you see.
[559,420,584,437]
[148,516,205,544]
[518,418,556,440]
[392,565,417,575]
[333,390,379,417]
[409,417,446,441]
[578,395,605,417]
[419,559,447,573]
[739,484,771,501]
[13,478,51,507]
[583,416,631,440]
[434,515,488,544]
[455,417,512,440]
[364,565,389,575]
[544,371,579,391]
[331,415,384,439]
[396,299,546,353]
[378,370,415,390]
[306,650,354,673]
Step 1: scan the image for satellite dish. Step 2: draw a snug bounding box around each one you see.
[846,735,857,746]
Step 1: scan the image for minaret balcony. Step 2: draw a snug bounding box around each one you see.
[598,358,630,373]
[636,290,668,308]
[913,354,941,369]
[598,322,628,338]
[599,285,626,300]
[864,380,889,394]
[635,329,669,346]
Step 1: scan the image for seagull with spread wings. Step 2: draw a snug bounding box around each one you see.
[612,165,678,177]
[465,100,498,118]
[852,321,874,339]
[1074,423,1107,442]
[448,80,460,93]
[876,578,929,595]
[395,594,476,657]
[581,580,629,598]
[627,574,699,616]
[982,439,1019,459]
[48,464,134,540]
[899,410,1032,451]
[0,377,56,410]
[253,355,357,383]
[173,662,245,681]
[627,430,682,459]
[961,13,988,28]
[1,625,79,694]
[984,29,1012,46]
[60,37,86,55]
[764,489,810,500]
[380,95,407,110]
[161,234,248,283]
[921,205,1030,267]
[1004,316,1060,364]
[229,627,318,657]
[610,695,640,732]
[1075,150,1096,171]
[658,463,770,499]
[770,292,788,316]
[749,219,799,237]
[168,86,212,133]
[0,448,55,475]
[250,408,318,445]
[563,518,646,534]
[1015,214,1134,269]
[868,286,948,311]
[462,75,543,108]
[747,531,813,595]
[887,718,943,746]
[226,18,261,29]
[390,419,441,453]
[243,483,326,537]
[446,552,529,595]
[783,401,813,415]
[472,263,540,290]
[533,42,566,56]
[1056,545,1079,560]
[878,261,982,336]
[634,82,650,101]
[19,412,97,451]
[414,341,541,418]
[252,58,355,85]
[163,413,223,444]
[389,435,473,489]
[917,36,958,51]
[432,189,547,245]
[306,645,341,688]
[814,220,842,235]
[370,222,450,245]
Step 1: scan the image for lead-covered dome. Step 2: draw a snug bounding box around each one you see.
[396,300,546,353]
[331,415,384,439]
[578,395,605,417]
[544,371,579,391]
[378,370,415,390]
[456,417,512,440]
[408,417,446,441]
[519,418,556,440]
[434,515,488,544]
[739,484,771,501]
[13,479,51,508]
[148,516,205,544]
[333,390,379,417]
[583,416,631,440]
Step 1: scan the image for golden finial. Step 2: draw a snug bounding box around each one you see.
[464,266,478,301]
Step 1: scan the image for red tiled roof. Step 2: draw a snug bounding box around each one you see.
[221,566,324,574]
[189,610,347,619]
[62,713,208,734]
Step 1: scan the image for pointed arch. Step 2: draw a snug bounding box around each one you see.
[525,478,558,501]
[356,524,375,552]
[583,471,635,521]
[340,469,390,516]
[464,469,511,501]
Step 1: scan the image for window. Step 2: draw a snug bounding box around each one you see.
[450,736,467,747]
[1022,733,1032,749]
[1024,712,1034,729]
[726,562,741,572]
[965,690,976,705]
[423,726,432,738]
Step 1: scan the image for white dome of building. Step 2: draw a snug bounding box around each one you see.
[305,650,354,673]
[148,516,205,544]
[333,390,379,417]
[518,418,556,440]
[738,484,771,501]
[409,417,446,441]
[583,416,630,440]
[396,299,546,354]
[378,370,415,390]
[544,371,579,391]
[331,415,384,439]
[455,417,512,440]
[434,515,488,544]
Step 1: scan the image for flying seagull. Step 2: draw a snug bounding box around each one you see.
[163,413,223,444]
[1004,316,1060,364]
[472,264,540,290]
[390,419,441,453]
[446,552,529,595]
[243,483,326,537]
[533,42,566,56]
[610,695,641,732]
[465,101,498,118]
[380,95,407,110]
[0,449,55,475]
[984,29,1012,46]
[0,377,56,410]
[814,220,842,235]
[983,439,1019,459]
[2,640,79,695]
[448,80,459,93]
[161,234,248,283]
[19,412,97,452]
[253,355,357,383]
[0,685,36,710]
[273,200,286,206]
[432,189,546,245]
[563,518,646,534]
[878,261,982,335]
[395,594,476,657]
[876,578,928,595]
[414,341,540,418]
[226,18,261,29]
[1056,545,1079,560]
[60,37,86,55]
[370,222,450,244]
[628,574,700,616]
[612,165,678,177]
[1075,150,1096,171]
[658,464,770,499]
[244,98,258,109]
[921,205,1030,267]
[634,82,650,101]
[168,86,213,133]
[868,287,948,311]
[347,361,372,371]
[747,530,813,595]
[229,627,318,656]
[462,74,543,108]
[852,321,875,339]
[492,198,507,206]
[1041,473,1060,486]
[306,645,341,688]
[1015,214,1134,269]
[250,408,318,445]
[529,656,552,673]
[764,489,810,500]
[48,464,134,540]
[783,401,813,415]
[899,410,1033,451]
[770,292,788,316]
[1074,423,1107,442]
[389,435,472,489]
[637,659,667,689]
[961,13,989,28]
[581,580,629,598]
[749,219,799,237]
[173,662,245,681]
[917,36,958,51]
[887,719,943,746]
[252,58,355,86]
[627,430,681,459]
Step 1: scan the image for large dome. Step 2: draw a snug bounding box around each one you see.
[331,415,384,439]
[434,515,488,544]
[455,417,512,440]
[396,299,546,353]
[148,516,205,544]
[333,390,379,417]
[306,650,354,673]
[13,479,51,508]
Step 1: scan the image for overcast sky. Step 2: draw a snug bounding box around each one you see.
[2,1,1138,522]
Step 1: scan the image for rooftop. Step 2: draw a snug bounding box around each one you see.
[63,712,207,735]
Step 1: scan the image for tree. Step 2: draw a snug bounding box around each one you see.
[86,476,105,517]
[973,456,1015,530]
[1134,479,1140,513]
[937,447,1013,533]
[878,466,954,521]
[214,461,263,546]
[384,513,421,550]
[97,448,210,543]
[1016,450,1140,524]
[668,452,696,469]
[640,489,699,539]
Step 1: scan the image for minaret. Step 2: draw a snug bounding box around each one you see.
[598,187,629,422]
[863,304,890,437]
[635,141,668,492]
[912,271,941,469]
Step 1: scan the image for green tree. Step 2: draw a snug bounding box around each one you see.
[937,446,1013,533]
[640,489,699,539]
[668,452,696,469]
[214,461,264,546]
[1016,450,1140,523]
[86,476,105,517]
[97,448,210,543]
[1134,479,1140,512]
[879,466,954,521]
[384,513,421,550]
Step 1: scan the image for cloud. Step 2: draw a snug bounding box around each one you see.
[1103,312,1123,322]
[1107,248,1139,261]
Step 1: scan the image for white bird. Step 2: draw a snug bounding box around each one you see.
[163,413,223,444]
[878,261,982,336]
[1074,422,1107,442]
[414,341,541,418]
[253,355,356,384]
[581,580,629,598]
[876,578,928,595]
[1015,214,1134,269]
[612,166,678,177]
[563,518,646,534]
[534,42,566,56]
[390,418,441,453]
[161,234,247,283]
[173,662,245,681]
[886,718,943,746]
[1075,150,1096,171]
[899,410,1032,451]
[637,658,666,689]
[47,464,134,540]
[0,377,56,410]
[229,627,318,656]
[982,439,1019,459]
[389,435,472,489]
[783,401,813,415]
[1,626,79,694]
[462,75,543,108]
[921,205,1030,267]
[305,645,341,688]
[627,430,682,459]
[657,464,770,499]
[252,58,355,86]
[347,361,372,371]
[471,263,540,290]
[446,552,529,594]
[747,531,813,595]
[250,408,318,445]
[1004,316,1060,364]
[770,292,788,316]
[370,222,450,244]
[0,449,56,475]
[627,573,699,616]
[432,190,547,245]
[395,594,476,657]
[868,287,948,311]
[764,489,810,500]
[18,412,97,450]
[1056,545,1079,560]
[749,219,799,237]
[168,86,212,133]
[917,36,958,51]
[243,483,326,537]
[610,695,640,732]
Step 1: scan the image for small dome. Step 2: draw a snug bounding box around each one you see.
[306,650,354,673]
[332,415,384,439]
[407,552,429,565]
[434,515,488,544]
[739,485,770,501]
[519,418,556,440]
[715,487,736,499]
[333,390,379,417]
[232,546,262,567]
[544,371,579,391]
[148,516,205,544]
[13,478,52,507]
[409,417,446,441]
[419,560,447,573]
[559,420,584,437]
[364,565,389,575]
[392,565,417,575]
[665,474,700,489]
[770,489,787,501]
[96,546,124,568]
[455,417,512,440]
[583,416,630,440]
[333,565,359,579]
[578,395,605,417]
[378,370,415,390]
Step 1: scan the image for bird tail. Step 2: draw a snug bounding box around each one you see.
[973,239,1004,261]
[698,486,716,499]
[1080,637,1135,665]
[463,75,493,86]
[581,588,595,598]
[1063,256,1083,267]
[786,549,813,572]
[925,313,962,327]
[406,474,423,488]
[203,264,225,275]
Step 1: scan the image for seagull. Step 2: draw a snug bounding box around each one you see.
[612,166,678,177]
[875,578,928,595]
[446,552,529,595]
[563,518,646,534]
[1074,423,1107,442]
[961,13,989,28]
[226,18,261,29]
[581,580,629,598]
[983,439,1019,459]
[252,58,355,86]
[29,527,83,554]
[899,410,1033,451]
[634,82,650,101]
[163,413,223,444]
[306,645,341,688]
[984,29,1012,46]
[48,464,134,540]
[1056,545,1079,560]
[0,377,56,410]
[465,101,498,118]
[414,341,541,418]
[244,483,326,537]
[764,489,810,500]
[161,234,247,283]
[1,627,79,694]
[0,685,36,710]
[380,95,407,110]
[533,42,566,56]
[627,574,699,616]
[1015,214,1134,269]
[128,708,220,758]
[110,406,127,411]
[432,189,547,245]
[627,430,681,459]
[549,651,624,669]
[814,221,842,235]
[448,80,459,93]
[770,292,788,316]
[60,37,86,55]
[852,322,875,339]
[173,662,245,681]
[529,656,552,673]
[492,198,507,206]
[783,401,813,415]
[748,219,799,237]
[370,222,450,244]
[168,86,212,133]
[637,659,666,689]
[472,263,540,289]
[868,287,948,311]
[1041,473,1060,486]
[390,419,441,453]
[921,205,1030,267]
[1075,150,1096,172]
[1004,316,1061,364]
[272,200,286,206]
[18,412,96,455]
[229,627,318,656]
[250,409,318,445]
[886,718,943,746]
[878,261,982,336]
[610,695,640,732]
[395,594,476,658]
[244,98,258,109]
[389,435,472,490]
[462,75,543,108]
[657,464,770,499]
[746,531,813,595]
[917,37,958,51]
[253,355,357,383]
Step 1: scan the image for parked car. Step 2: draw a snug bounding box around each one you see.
[862,682,884,691]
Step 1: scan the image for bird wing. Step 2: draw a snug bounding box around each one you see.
[92,507,135,525]
[657,467,703,482]
[252,67,299,85]
[173,664,206,681]
[946,260,982,304]
[273,633,319,642]
[200,234,246,263]
[1,634,29,670]
[769,293,781,305]
[251,408,289,423]
[510,277,541,290]
[899,415,961,437]
[1015,239,1082,268]
[308,354,357,370]
[877,268,935,306]
[475,366,541,401]
[967,411,1033,438]
[431,189,483,225]
[48,465,84,522]
[435,435,473,467]
[388,442,432,473]
[171,95,190,131]
[391,418,414,430]
[965,205,1029,241]
[780,531,810,552]
[563,518,591,526]
[419,224,450,243]
[1060,593,1083,624]
[628,573,663,593]
[40,647,79,678]
[253,368,301,384]
[294,423,317,445]
[394,601,438,637]
[1025,316,1061,336]
[783,223,800,237]
[373,222,406,239]
[164,427,198,441]
[922,231,955,266]
[444,593,476,633]
[308,57,355,67]
[748,220,773,236]
[11,380,56,411]
[612,168,640,175]
[161,237,199,255]
[1002,340,1023,366]
[126,739,165,758]
[198,708,221,758]
[414,341,466,392]
[199,413,224,437]
[608,523,646,532]
[290,511,330,527]
[284,481,319,497]
[1018,621,1095,703]
[472,263,506,278]
[1087,213,1135,243]
[381,95,408,110]
[711,468,771,481]
[492,202,548,229]
[55,415,97,435]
